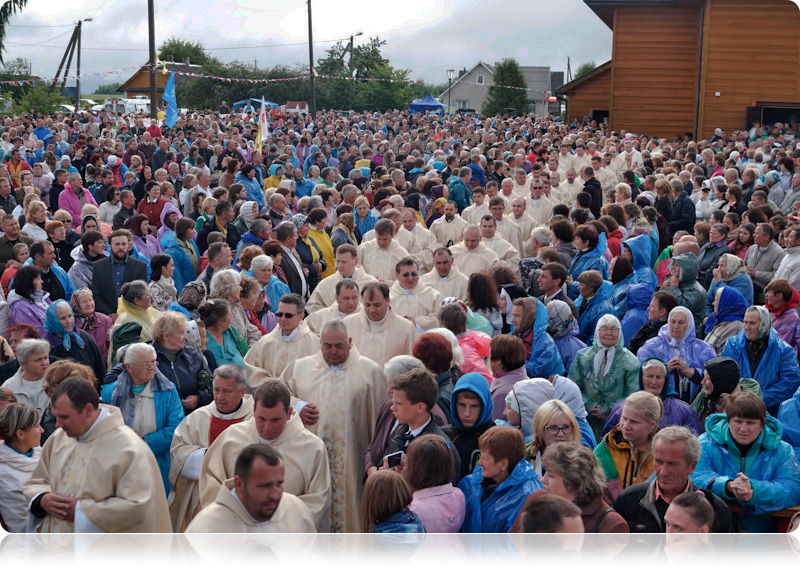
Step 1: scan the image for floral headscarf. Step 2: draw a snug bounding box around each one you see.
[720,253,747,281]
[512,297,537,336]
[70,288,97,330]
[546,299,575,340]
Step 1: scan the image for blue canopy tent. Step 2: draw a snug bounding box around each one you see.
[409,94,446,114]
[232,98,280,110]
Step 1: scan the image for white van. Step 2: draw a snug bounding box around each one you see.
[104,97,150,115]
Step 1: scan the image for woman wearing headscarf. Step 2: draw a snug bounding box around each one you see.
[569,314,640,440]
[704,286,747,355]
[601,358,701,437]
[690,356,763,430]
[552,374,597,449]
[510,297,564,378]
[232,201,259,237]
[567,225,609,300]
[546,299,586,373]
[721,305,800,415]
[425,197,446,228]
[70,288,112,364]
[706,253,754,316]
[637,306,717,403]
[167,280,206,320]
[124,214,162,261]
[764,278,800,355]
[44,300,106,383]
[763,170,786,206]
[609,256,637,318]
[115,280,162,342]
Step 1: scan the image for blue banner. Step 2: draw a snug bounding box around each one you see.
[163,71,178,128]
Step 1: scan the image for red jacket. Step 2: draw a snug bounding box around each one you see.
[137,197,168,228]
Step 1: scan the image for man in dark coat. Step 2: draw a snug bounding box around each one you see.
[669,179,697,234]
[275,221,308,298]
[195,200,241,255]
[581,167,603,220]
[628,290,679,355]
[91,229,148,316]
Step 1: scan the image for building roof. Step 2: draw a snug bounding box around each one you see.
[438,61,496,98]
[118,61,204,93]
[519,66,553,95]
[555,61,612,95]
[584,0,680,28]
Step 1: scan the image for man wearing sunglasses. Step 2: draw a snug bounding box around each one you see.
[389,258,443,334]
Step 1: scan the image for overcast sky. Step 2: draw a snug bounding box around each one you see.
[4,0,613,94]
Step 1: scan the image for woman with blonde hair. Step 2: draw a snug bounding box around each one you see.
[361,469,424,533]
[195,196,218,232]
[593,390,663,504]
[525,399,582,476]
[21,199,48,241]
[0,403,44,532]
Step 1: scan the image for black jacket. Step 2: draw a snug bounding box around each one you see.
[614,479,733,533]
[583,177,603,219]
[628,319,666,355]
[91,255,149,315]
[279,247,306,298]
[196,215,241,255]
[696,241,730,290]
[444,419,495,480]
[385,418,461,484]
[48,182,65,212]
[669,191,696,233]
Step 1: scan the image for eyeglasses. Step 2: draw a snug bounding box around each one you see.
[132,360,158,368]
[400,272,418,278]
[275,312,299,319]
[544,424,574,436]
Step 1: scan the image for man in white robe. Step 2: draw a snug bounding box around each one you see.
[168,365,254,532]
[558,168,584,205]
[360,209,417,254]
[305,244,377,313]
[461,187,489,225]
[357,219,411,284]
[344,281,418,367]
[509,197,536,258]
[421,247,469,301]
[480,216,521,280]
[525,180,556,229]
[489,196,526,256]
[187,444,315,533]
[244,294,320,387]
[306,279,360,333]
[450,225,500,277]
[512,168,532,197]
[389,257,444,332]
[23,378,172,533]
[199,380,331,531]
[611,138,643,174]
[498,178,516,213]
[557,143,575,175]
[279,320,386,532]
[401,208,439,274]
[430,201,467,247]
[592,155,618,194]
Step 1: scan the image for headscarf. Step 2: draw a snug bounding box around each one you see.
[512,297,537,336]
[593,314,620,377]
[432,161,445,172]
[505,378,556,438]
[178,281,206,313]
[552,374,588,420]
[703,356,741,408]
[124,214,147,238]
[81,214,100,234]
[291,213,308,231]
[720,253,747,282]
[546,299,575,340]
[665,306,695,346]
[425,197,446,226]
[238,201,258,230]
[109,345,172,428]
[748,305,772,341]
[70,288,97,330]
[44,300,84,351]
[705,286,748,334]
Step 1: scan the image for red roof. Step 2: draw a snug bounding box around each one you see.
[286,101,308,109]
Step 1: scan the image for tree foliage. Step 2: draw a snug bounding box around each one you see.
[13,84,62,114]
[95,82,122,94]
[0,0,29,64]
[0,57,34,105]
[575,61,597,79]
[482,58,530,116]
[158,36,213,67]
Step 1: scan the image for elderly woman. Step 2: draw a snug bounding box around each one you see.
[594,390,664,504]
[569,314,640,440]
[546,300,586,372]
[511,442,629,534]
[412,332,457,424]
[602,358,701,437]
[567,225,609,300]
[209,269,261,347]
[247,254,289,314]
[706,253,754,315]
[662,252,707,326]
[704,286,747,355]
[115,280,161,342]
[525,399,583,476]
[44,300,106,383]
[765,278,800,354]
[693,391,800,532]
[21,200,48,241]
[690,356,763,430]
[198,298,247,369]
[574,270,614,344]
[70,288,112,363]
[511,297,564,378]
[101,342,185,494]
[0,403,43,532]
[240,276,271,336]
[721,305,800,415]
[488,335,529,422]
[637,306,717,403]
[696,223,731,289]
[8,266,51,335]
[148,253,178,312]
[458,426,542,533]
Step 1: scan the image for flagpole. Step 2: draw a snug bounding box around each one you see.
[148,0,157,115]
[307,0,316,119]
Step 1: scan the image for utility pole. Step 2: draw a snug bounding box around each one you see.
[49,26,78,95]
[566,57,572,83]
[447,69,454,115]
[75,19,93,111]
[348,32,363,112]
[148,0,157,116]
[307,0,316,119]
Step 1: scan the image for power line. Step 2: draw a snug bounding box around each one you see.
[24,29,75,47]
[5,37,347,52]
[6,23,73,28]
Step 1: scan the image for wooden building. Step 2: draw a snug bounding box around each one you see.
[557,0,800,140]
[117,61,202,106]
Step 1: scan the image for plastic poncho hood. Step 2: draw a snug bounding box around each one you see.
[450,373,493,428]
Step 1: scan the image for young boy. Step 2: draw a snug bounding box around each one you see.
[383,368,461,482]
[446,373,496,479]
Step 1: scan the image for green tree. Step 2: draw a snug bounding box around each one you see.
[13,84,61,114]
[0,1,29,63]
[482,58,530,116]
[95,82,121,94]
[0,57,33,103]
[316,36,388,110]
[158,36,214,66]
[575,61,597,79]
[354,63,413,113]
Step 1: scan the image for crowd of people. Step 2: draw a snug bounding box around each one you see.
[0,103,799,536]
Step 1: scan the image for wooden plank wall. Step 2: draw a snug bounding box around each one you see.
[565,68,612,123]
[698,0,800,139]
[609,1,701,139]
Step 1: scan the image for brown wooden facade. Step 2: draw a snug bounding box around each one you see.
[560,0,800,140]
[557,62,612,125]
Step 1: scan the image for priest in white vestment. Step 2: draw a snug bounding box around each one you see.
[450,225,500,277]
[389,257,444,332]
[305,244,377,313]
[461,187,489,225]
[430,201,467,247]
[509,197,536,257]
[489,197,526,256]
[420,247,470,301]
[480,216,521,280]
[525,181,556,228]
[401,208,440,273]
[306,279,360,333]
[279,320,386,532]
[357,219,411,284]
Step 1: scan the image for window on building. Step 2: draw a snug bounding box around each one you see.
[476,75,484,85]
[457,101,468,109]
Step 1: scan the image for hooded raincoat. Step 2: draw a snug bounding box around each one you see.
[235,171,264,208]
[637,307,717,403]
[661,253,707,326]
[622,234,657,289]
[511,297,564,378]
[620,283,652,347]
[547,300,586,373]
[575,280,614,343]
[160,231,200,294]
[448,373,496,479]
[458,456,542,533]
[778,386,800,461]
[767,287,800,355]
[601,358,701,437]
[568,315,640,439]
[156,203,183,242]
[692,413,800,532]
[567,233,609,299]
[611,272,638,319]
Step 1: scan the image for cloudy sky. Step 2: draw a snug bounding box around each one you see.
[4,0,613,93]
